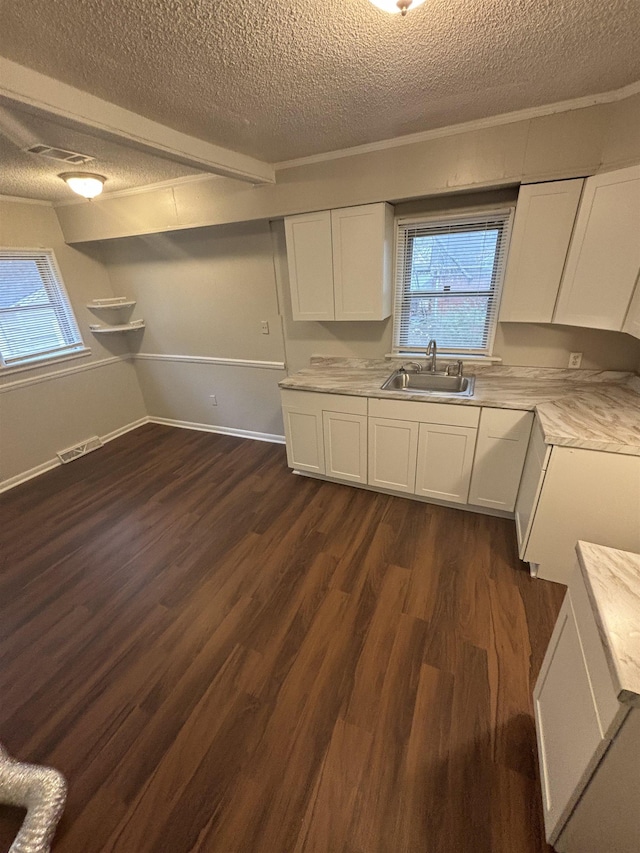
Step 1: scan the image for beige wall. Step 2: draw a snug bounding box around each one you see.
[56,98,631,244]
[0,199,147,487]
[99,220,287,435]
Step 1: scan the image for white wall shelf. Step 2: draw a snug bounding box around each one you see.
[89,320,145,334]
[86,297,137,309]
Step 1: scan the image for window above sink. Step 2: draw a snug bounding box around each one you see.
[392,209,514,358]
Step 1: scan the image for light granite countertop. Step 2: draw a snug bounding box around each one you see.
[577,541,640,707]
[279,358,640,455]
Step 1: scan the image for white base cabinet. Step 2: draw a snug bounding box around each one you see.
[368,417,418,493]
[515,437,640,584]
[281,390,534,516]
[415,422,477,504]
[281,390,367,480]
[323,410,367,484]
[534,562,635,851]
[468,408,534,512]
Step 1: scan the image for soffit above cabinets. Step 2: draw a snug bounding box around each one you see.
[1,0,639,164]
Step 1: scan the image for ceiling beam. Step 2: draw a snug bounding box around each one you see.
[0,57,275,184]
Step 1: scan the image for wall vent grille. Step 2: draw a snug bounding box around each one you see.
[57,436,104,464]
[25,144,95,165]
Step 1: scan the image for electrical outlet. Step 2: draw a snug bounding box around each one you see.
[568,352,583,369]
[261,320,270,335]
[210,394,217,406]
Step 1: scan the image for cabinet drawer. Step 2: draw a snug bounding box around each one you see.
[369,397,480,427]
[280,389,367,415]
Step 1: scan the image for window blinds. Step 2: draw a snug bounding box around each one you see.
[392,210,513,356]
[0,249,84,367]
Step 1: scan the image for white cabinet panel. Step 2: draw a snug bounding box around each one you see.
[554,165,640,330]
[368,417,419,493]
[282,406,325,474]
[415,423,477,504]
[284,210,335,321]
[534,594,607,843]
[468,408,533,512]
[622,274,640,340]
[514,419,552,557]
[499,179,583,323]
[524,446,640,584]
[322,411,367,483]
[284,203,393,323]
[331,203,393,320]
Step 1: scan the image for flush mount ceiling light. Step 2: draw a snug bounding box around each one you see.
[59,172,106,199]
[369,0,427,14]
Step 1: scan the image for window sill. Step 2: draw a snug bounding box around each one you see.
[0,347,92,376]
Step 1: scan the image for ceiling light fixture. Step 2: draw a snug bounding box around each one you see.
[369,0,427,15]
[59,172,106,199]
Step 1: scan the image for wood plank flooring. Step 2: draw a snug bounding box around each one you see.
[0,424,566,852]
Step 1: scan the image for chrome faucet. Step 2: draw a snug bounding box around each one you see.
[401,361,422,373]
[426,339,437,373]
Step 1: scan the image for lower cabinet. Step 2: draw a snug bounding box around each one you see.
[469,408,534,512]
[281,390,532,514]
[322,410,367,483]
[515,433,640,584]
[415,422,477,504]
[281,389,368,480]
[368,398,481,504]
[368,417,419,493]
[534,563,632,850]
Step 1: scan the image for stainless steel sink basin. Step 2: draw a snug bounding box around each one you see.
[381,370,475,396]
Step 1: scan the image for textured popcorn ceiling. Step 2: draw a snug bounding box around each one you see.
[1,0,639,165]
[0,100,200,201]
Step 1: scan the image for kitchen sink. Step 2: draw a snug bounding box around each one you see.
[381,369,475,396]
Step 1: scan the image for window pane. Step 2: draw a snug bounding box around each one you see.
[406,295,490,349]
[0,252,83,366]
[409,230,499,294]
[394,212,511,355]
[0,307,67,359]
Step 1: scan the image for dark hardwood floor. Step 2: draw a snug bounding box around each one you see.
[0,423,565,852]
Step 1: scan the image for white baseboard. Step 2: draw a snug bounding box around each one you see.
[0,416,150,495]
[148,416,285,444]
[0,415,284,495]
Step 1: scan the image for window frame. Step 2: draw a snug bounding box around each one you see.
[0,247,86,370]
[392,208,514,358]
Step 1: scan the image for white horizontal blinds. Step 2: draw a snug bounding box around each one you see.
[0,249,83,366]
[393,210,513,355]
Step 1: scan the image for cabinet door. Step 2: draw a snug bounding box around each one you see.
[331,203,393,321]
[414,423,477,504]
[514,419,551,557]
[284,211,335,321]
[553,165,640,330]
[499,179,583,323]
[622,275,640,340]
[368,417,419,493]
[322,411,367,483]
[534,594,609,844]
[468,409,534,512]
[282,405,325,474]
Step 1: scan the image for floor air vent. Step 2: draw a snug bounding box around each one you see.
[57,436,104,464]
[25,144,95,165]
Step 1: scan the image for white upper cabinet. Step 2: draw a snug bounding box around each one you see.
[499,179,583,323]
[331,203,394,321]
[553,165,640,330]
[284,203,393,322]
[284,210,335,321]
